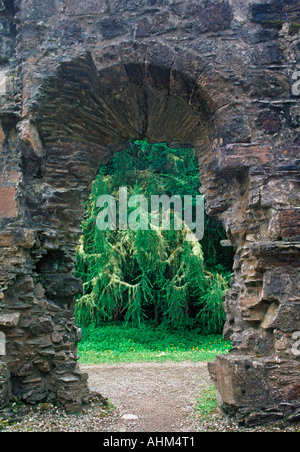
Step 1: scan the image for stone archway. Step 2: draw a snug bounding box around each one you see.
[0,0,299,425]
[15,46,232,410]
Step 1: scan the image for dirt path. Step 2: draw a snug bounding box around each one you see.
[4,362,299,432]
[80,361,211,432]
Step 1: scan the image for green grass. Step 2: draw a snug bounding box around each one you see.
[77,322,232,364]
[195,385,218,420]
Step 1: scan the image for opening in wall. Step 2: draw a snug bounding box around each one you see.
[74,140,234,362]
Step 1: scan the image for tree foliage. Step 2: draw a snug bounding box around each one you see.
[75,141,233,333]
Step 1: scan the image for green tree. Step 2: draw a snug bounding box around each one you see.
[75,141,232,332]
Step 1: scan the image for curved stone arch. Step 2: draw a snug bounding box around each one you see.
[23,43,249,222]
[24,39,248,134]
[29,44,238,144]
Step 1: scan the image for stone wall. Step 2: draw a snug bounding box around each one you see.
[0,0,299,424]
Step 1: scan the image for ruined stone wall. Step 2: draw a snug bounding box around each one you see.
[0,0,299,424]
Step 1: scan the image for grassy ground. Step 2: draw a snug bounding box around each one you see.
[77,322,232,364]
[195,385,218,419]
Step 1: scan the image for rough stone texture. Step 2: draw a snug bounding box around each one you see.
[0,187,18,219]
[0,360,11,409]
[0,0,299,424]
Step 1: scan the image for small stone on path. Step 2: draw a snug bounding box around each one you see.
[122,414,139,421]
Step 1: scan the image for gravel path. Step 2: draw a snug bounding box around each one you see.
[80,361,209,432]
[3,362,300,432]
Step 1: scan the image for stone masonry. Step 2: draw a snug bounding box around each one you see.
[0,0,299,424]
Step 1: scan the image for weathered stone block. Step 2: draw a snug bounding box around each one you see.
[0,361,10,409]
[239,297,268,322]
[0,332,5,356]
[271,303,300,333]
[0,233,14,247]
[251,0,300,27]
[251,1,284,28]
[0,70,7,95]
[256,109,282,134]
[218,144,272,171]
[280,209,300,240]
[0,16,15,62]
[0,313,20,327]
[171,0,233,33]
[19,0,58,21]
[261,302,280,330]
[0,187,18,219]
[98,16,129,40]
[19,120,44,157]
[263,270,293,302]
[64,0,109,15]
[248,70,290,99]
[208,355,271,409]
[30,318,54,335]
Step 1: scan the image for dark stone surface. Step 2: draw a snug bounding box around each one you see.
[0,361,10,409]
